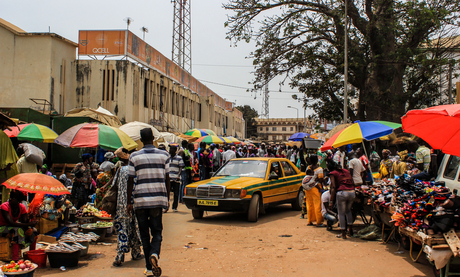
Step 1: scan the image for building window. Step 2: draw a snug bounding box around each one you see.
[272,127,277,131]
[290,127,294,131]
[144,78,149,108]
[198,103,202,121]
[266,127,269,131]
[282,127,286,131]
[259,127,263,131]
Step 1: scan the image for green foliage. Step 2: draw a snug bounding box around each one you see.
[224,0,460,122]
[235,105,259,137]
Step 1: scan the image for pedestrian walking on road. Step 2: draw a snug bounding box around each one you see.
[169,145,184,212]
[127,128,170,277]
[112,147,143,267]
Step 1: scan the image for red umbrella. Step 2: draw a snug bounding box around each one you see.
[401,104,460,156]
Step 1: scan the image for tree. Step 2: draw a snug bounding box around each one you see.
[236,105,259,138]
[224,0,460,122]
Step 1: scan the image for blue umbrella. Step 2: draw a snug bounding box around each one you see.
[288,132,310,141]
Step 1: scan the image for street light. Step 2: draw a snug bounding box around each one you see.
[287,106,299,132]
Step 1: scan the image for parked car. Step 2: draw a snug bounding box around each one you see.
[436,154,460,192]
[183,158,305,222]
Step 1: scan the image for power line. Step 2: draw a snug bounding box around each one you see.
[194,63,254,68]
[198,79,299,94]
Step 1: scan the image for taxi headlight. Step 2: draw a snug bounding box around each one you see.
[185,187,196,196]
[225,189,244,198]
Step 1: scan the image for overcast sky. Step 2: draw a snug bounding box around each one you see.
[2,0,312,119]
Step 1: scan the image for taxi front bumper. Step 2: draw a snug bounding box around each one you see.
[183,197,251,212]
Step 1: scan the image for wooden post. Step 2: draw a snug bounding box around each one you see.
[456,82,460,104]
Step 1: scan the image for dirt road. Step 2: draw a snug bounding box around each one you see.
[35,204,433,277]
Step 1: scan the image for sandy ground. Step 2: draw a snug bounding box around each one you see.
[29,203,434,277]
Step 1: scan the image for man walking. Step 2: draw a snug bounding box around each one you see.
[127,128,170,276]
[169,145,184,212]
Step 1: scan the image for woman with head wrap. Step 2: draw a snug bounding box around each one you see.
[112,147,143,267]
[95,153,116,208]
[379,149,392,178]
[71,153,93,209]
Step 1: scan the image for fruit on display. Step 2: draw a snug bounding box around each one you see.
[75,204,99,217]
[1,260,36,273]
[95,210,111,218]
[76,204,111,218]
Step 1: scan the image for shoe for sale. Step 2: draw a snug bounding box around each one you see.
[150,254,162,276]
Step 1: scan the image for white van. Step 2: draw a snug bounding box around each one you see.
[436,154,460,192]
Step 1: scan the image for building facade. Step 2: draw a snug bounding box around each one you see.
[255,118,316,143]
[0,19,245,138]
[0,18,77,114]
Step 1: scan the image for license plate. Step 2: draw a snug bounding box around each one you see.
[197,200,218,206]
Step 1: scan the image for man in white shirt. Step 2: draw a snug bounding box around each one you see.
[333,146,346,169]
[222,146,236,164]
[321,190,337,231]
[348,151,365,186]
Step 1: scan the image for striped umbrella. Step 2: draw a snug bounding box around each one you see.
[225,136,241,144]
[200,129,216,136]
[55,123,137,151]
[195,135,225,144]
[4,123,58,143]
[184,128,209,138]
[321,121,401,151]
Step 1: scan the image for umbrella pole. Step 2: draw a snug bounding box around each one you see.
[362,141,374,183]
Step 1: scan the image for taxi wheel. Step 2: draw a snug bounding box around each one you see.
[292,189,304,211]
[192,209,204,219]
[248,194,260,222]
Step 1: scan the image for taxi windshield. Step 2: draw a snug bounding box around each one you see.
[215,160,268,178]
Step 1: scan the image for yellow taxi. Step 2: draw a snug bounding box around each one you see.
[184,158,305,222]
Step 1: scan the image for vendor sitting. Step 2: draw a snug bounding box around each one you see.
[39,194,73,225]
[0,190,37,261]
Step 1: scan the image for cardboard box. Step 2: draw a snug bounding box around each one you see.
[38,218,59,235]
[36,234,57,244]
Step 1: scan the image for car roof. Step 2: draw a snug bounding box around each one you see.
[228,157,289,161]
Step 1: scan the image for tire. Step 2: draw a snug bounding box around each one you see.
[292,189,304,211]
[192,209,204,219]
[248,194,260,222]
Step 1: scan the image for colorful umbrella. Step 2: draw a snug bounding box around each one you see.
[4,123,58,143]
[119,121,161,141]
[200,129,216,136]
[288,132,310,141]
[225,136,241,144]
[184,129,209,138]
[402,104,460,156]
[3,173,70,195]
[195,135,225,144]
[321,121,401,151]
[219,136,234,144]
[55,123,137,151]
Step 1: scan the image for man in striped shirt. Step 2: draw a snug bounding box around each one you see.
[127,128,170,277]
[169,145,184,212]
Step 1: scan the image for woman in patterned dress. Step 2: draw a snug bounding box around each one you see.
[112,147,143,267]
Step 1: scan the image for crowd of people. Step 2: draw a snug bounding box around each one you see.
[0,117,439,276]
[300,139,435,240]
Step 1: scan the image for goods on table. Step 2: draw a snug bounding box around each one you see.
[76,203,99,217]
[59,232,95,243]
[94,210,111,218]
[363,176,454,233]
[46,242,83,253]
[1,260,37,273]
[84,221,113,229]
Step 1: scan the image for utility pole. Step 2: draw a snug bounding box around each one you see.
[261,82,269,118]
[343,0,348,123]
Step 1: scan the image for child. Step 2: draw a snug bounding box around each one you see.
[302,169,316,190]
[300,169,316,219]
